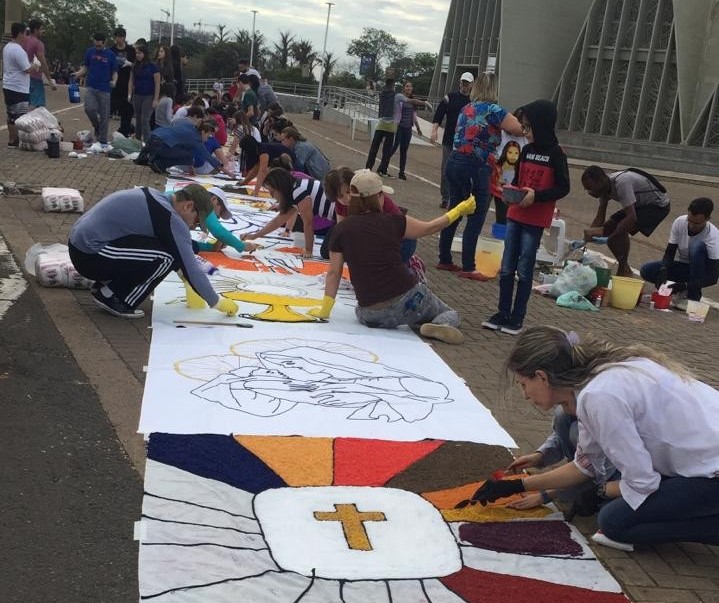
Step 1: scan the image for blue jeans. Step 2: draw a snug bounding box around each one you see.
[498,219,544,323]
[599,476,719,545]
[438,152,490,271]
[355,283,458,329]
[640,241,712,301]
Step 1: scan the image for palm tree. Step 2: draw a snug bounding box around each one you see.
[290,39,318,71]
[214,24,231,44]
[272,30,295,69]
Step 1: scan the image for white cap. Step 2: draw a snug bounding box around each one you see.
[207,186,231,220]
[460,72,475,83]
[350,169,394,197]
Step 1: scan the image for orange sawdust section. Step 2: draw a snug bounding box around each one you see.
[234,436,334,486]
[199,250,350,279]
[423,477,553,522]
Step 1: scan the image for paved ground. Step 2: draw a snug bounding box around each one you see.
[1,88,718,602]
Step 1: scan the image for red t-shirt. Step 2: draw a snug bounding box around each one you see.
[22,35,45,81]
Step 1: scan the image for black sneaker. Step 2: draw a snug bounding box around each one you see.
[439,200,449,209]
[149,161,166,174]
[500,320,523,335]
[91,289,145,318]
[398,172,407,180]
[481,312,507,330]
[377,170,394,178]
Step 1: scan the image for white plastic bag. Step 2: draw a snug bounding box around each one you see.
[24,242,93,289]
[549,261,598,297]
[15,106,60,132]
[41,187,84,213]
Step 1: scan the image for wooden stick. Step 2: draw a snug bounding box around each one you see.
[173,319,253,328]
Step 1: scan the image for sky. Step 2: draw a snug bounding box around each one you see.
[112,0,450,68]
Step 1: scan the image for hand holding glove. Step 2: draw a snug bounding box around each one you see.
[214,297,239,316]
[307,296,335,320]
[445,195,476,224]
[454,478,526,508]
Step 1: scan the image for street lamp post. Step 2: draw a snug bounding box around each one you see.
[170,0,176,46]
[250,10,258,67]
[316,2,335,111]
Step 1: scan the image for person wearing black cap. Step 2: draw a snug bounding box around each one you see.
[72,33,118,147]
[110,26,135,137]
[68,185,239,319]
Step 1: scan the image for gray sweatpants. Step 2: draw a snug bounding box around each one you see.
[84,88,111,144]
[355,282,459,329]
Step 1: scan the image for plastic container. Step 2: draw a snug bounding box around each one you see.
[593,266,611,288]
[491,222,506,240]
[502,185,527,204]
[46,132,60,158]
[68,79,81,103]
[651,291,671,310]
[609,276,644,310]
[474,236,504,278]
[195,255,218,276]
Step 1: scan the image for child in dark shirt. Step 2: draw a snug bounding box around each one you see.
[482,99,570,335]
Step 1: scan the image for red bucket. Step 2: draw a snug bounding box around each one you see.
[651,291,671,310]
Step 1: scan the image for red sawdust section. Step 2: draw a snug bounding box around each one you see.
[423,478,553,521]
[333,439,444,486]
[234,436,334,486]
[440,566,629,603]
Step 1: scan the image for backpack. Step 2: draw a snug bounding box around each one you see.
[622,168,667,194]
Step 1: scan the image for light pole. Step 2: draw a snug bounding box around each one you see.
[316,2,335,109]
[249,10,258,67]
[170,0,176,46]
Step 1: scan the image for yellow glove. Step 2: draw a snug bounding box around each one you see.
[213,297,239,316]
[445,195,476,224]
[183,278,206,309]
[307,296,335,320]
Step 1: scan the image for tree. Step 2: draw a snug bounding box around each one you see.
[320,51,339,84]
[272,30,295,69]
[327,70,365,90]
[290,38,318,74]
[213,24,231,44]
[346,28,407,81]
[202,42,240,78]
[388,51,437,96]
[235,29,268,70]
[24,0,117,64]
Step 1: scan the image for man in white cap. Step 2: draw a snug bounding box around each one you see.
[309,169,476,344]
[431,72,474,208]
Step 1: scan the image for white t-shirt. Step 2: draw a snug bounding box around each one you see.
[574,358,719,510]
[668,215,719,263]
[2,41,32,93]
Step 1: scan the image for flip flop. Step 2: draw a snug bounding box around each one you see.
[458,271,490,281]
[435,263,461,272]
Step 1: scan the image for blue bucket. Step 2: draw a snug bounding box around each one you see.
[491,222,507,240]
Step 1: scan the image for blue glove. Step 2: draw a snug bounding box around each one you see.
[592,236,609,245]
[569,239,586,251]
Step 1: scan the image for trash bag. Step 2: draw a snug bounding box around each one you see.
[549,261,598,297]
[556,291,599,312]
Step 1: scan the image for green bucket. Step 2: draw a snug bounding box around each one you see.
[594,266,611,288]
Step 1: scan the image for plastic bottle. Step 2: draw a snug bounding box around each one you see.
[195,255,218,276]
[68,78,81,103]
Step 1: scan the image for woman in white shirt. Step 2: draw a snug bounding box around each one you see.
[464,326,719,550]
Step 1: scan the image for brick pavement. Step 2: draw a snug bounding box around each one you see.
[1,93,718,602]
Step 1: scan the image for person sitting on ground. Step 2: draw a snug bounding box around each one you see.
[241,167,335,258]
[462,326,719,552]
[259,102,284,141]
[639,197,719,310]
[308,170,476,345]
[279,126,331,181]
[178,119,232,176]
[582,165,671,277]
[228,110,261,172]
[171,92,194,122]
[146,109,230,175]
[207,106,228,147]
[242,139,298,196]
[68,185,239,319]
[322,166,417,264]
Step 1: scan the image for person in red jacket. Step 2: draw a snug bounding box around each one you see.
[482,99,570,335]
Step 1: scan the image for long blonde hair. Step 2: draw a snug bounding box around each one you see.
[470,72,498,103]
[505,326,692,390]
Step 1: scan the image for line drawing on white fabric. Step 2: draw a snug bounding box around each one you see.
[175,339,453,422]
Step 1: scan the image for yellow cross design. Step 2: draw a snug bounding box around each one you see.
[313,503,387,551]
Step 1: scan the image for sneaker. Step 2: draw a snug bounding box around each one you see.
[100,143,113,153]
[458,270,490,281]
[91,289,145,318]
[7,140,19,147]
[149,161,166,174]
[439,200,449,209]
[671,291,688,312]
[481,312,507,330]
[435,262,462,272]
[377,170,394,178]
[420,323,464,344]
[398,172,407,180]
[591,531,634,552]
[500,320,523,335]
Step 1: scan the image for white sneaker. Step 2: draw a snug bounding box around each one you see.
[671,292,688,312]
[591,531,634,552]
